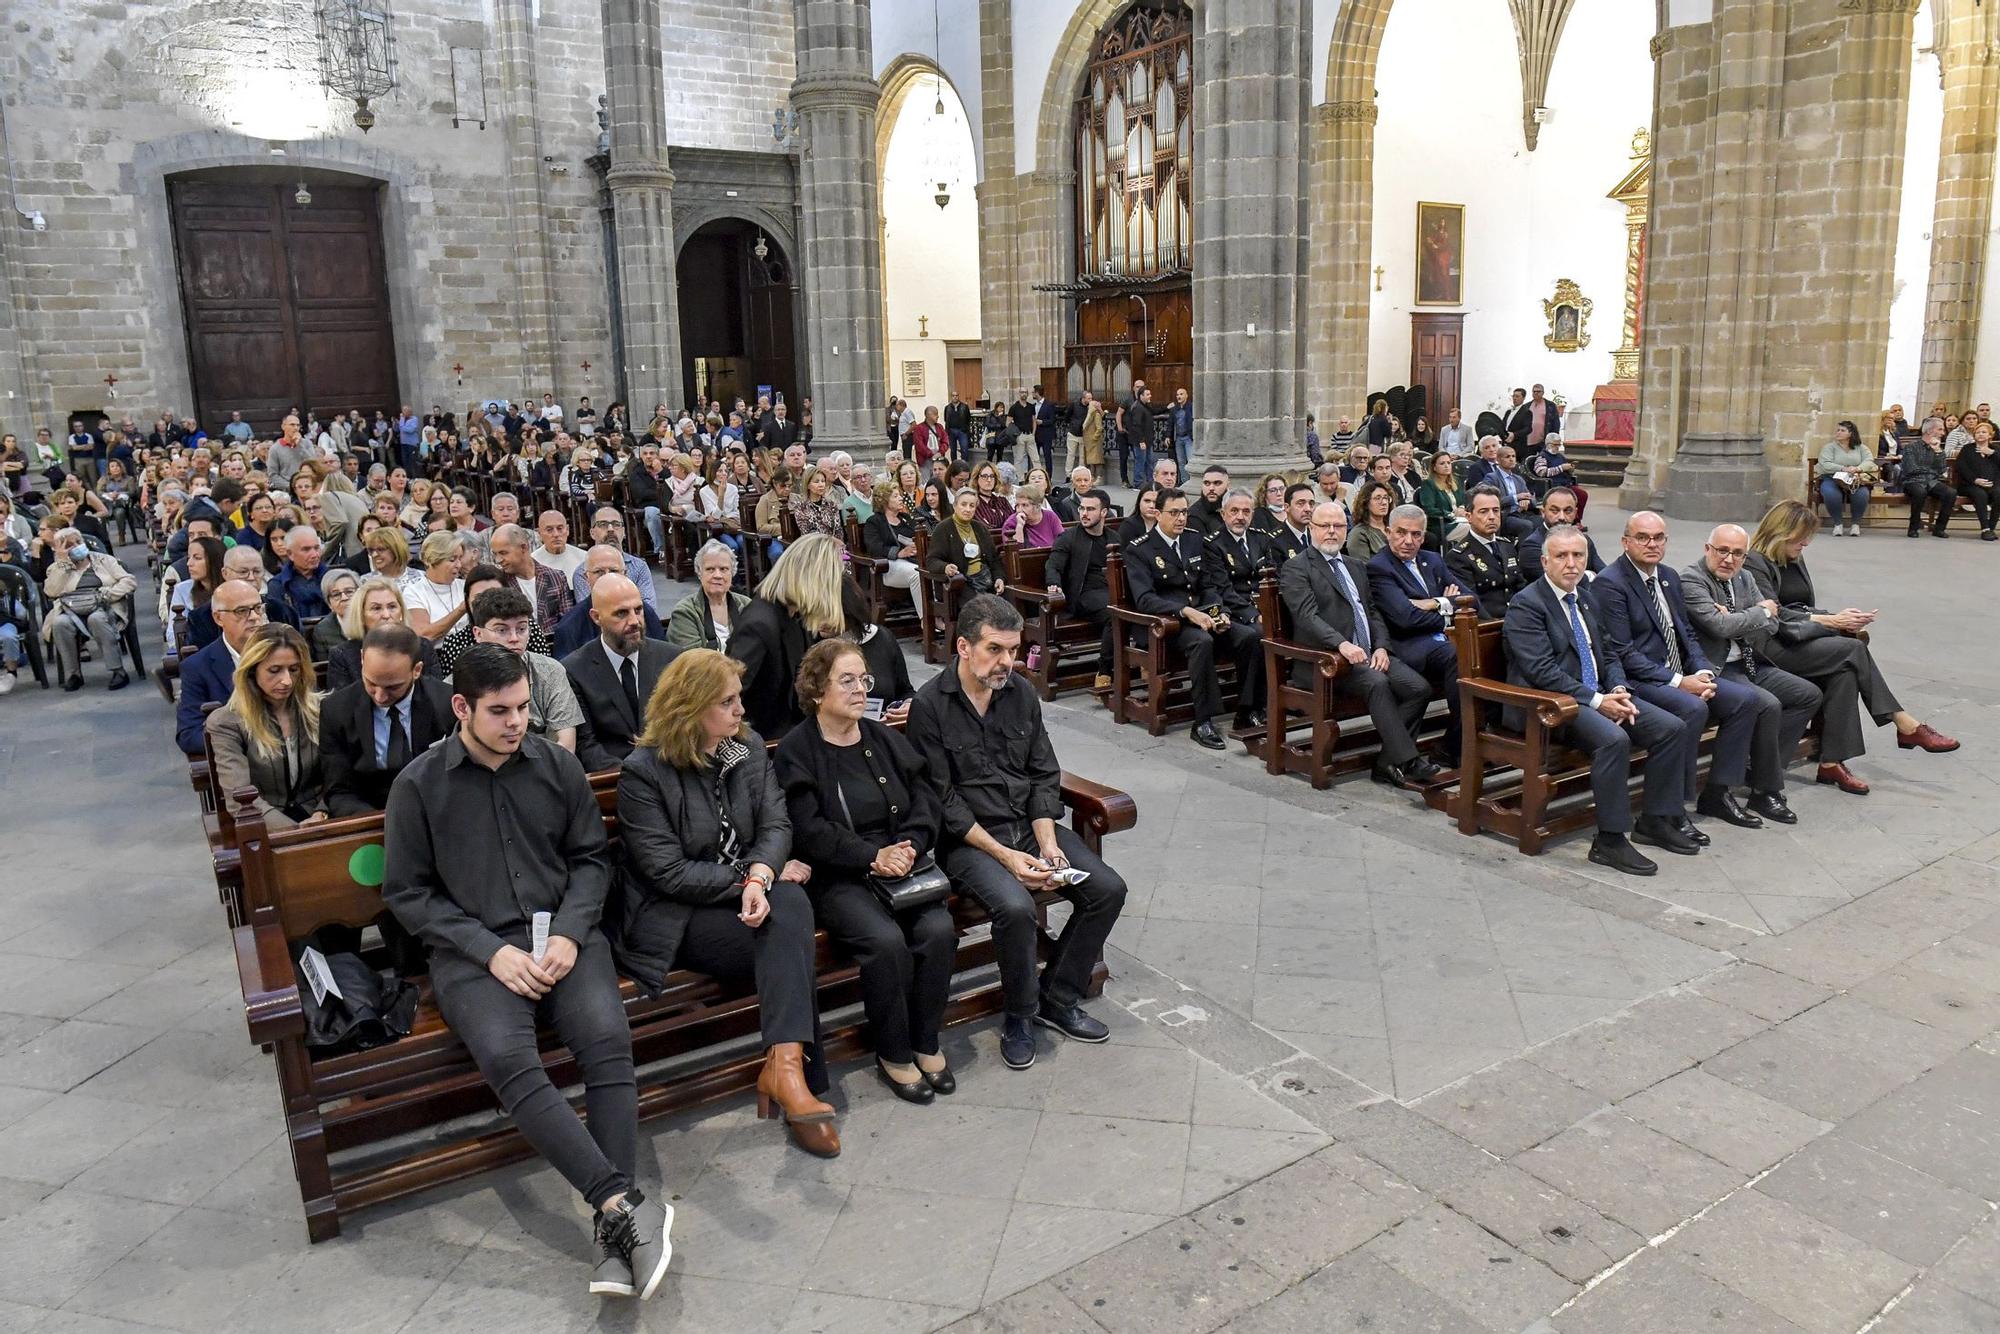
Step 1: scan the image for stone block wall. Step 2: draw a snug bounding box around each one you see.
[662,0,798,155]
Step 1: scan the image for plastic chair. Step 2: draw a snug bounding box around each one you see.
[0,563,48,688]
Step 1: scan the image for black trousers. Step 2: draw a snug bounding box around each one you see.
[1167,623,1223,724]
[431,930,635,1209]
[1390,634,1461,751]
[1330,657,1433,767]
[1904,480,1956,533]
[1220,618,1265,717]
[1070,590,1113,674]
[1719,660,1820,788]
[812,878,955,1065]
[944,824,1126,1020]
[676,882,826,1091]
[1627,674,1770,799]
[1553,697,1693,834]
[1965,484,1995,531]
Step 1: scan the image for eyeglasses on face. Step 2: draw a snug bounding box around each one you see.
[834,672,876,692]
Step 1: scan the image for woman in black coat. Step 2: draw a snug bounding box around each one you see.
[613,649,839,1158]
[775,639,956,1102]
[725,532,849,739]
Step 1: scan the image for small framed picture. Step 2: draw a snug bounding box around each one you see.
[1415,202,1465,307]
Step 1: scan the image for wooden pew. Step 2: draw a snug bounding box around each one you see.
[845,514,921,641]
[912,527,971,665]
[1805,459,1970,530]
[1103,546,1241,736]
[230,761,1138,1242]
[1004,544,1103,700]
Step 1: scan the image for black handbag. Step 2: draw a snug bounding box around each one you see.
[833,766,952,912]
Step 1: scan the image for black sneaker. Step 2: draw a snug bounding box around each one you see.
[1000,1016,1037,1069]
[593,1190,674,1300]
[107,669,130,691]
[1035,1000,1111,1043]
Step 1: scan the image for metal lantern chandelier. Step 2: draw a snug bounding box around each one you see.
[317,0,398,132]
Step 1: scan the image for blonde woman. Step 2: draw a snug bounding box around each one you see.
[725,532,848,739]
[363,524,414,586]
[405,530,468,639]
[326,574,437,690]
[613,648,837,1158]
[205,623,326,828]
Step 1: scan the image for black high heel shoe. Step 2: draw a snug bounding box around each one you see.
[915,1055,956,1096]
[877,1060,935,1105]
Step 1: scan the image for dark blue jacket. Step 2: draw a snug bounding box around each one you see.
[1591,555,1716,685]
[1502,575,1623,706]
[271,562,330,621]
[1365,547,1456,651]
[176,638,236,755]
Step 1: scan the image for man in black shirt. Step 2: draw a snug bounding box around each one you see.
[1046,490,1114,689]
[383,645,671,1300]
[909,595,1127,1071]
[1188,465,1230,537]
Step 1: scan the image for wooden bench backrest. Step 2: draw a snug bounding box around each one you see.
[1449,606,1502,680]
[1006,544,1052,587]
[1105,545,1129,608]
[1257,573,1290,640]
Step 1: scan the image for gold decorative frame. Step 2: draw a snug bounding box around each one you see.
[1414,202,1465,307]
[1542,278,1593,352]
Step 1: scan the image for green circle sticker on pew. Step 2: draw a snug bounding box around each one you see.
[348,843,386,888]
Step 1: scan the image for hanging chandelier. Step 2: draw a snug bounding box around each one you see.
[317,0,398,132]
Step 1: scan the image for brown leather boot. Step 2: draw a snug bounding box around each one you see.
[755,1043,840,1158]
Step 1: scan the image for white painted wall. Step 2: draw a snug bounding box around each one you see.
[1011,0,1077,174]
[882,80,982,415]
[872,0,988,178]
[1884,0,1942,410]
[1363,0,1654,421]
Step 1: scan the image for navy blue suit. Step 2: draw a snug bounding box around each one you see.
[1517,523,1605,582]
[1366,547,1461,747]
[1465,461,1538,538]
[1502,577,1693,835]
[176,638,237,756]
[1594,555,1782,797]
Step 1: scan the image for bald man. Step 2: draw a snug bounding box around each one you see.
[562,574,682,771]
[552,545,667,658]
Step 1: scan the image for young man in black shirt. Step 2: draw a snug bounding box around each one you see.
[908,595,1128,1070]
[383,645,671,1299]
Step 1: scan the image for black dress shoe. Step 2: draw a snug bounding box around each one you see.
[1191,721,1226,751]
[1747,792,1797,825]
[1696,787,1763,829]
[107,669,130,692]
[916,1059,956,1096]
[876,1061,935,1105]
[1672,815,1711,847]
[1000,1017,1037,1070]
[62,674,83,693]
[1589,833,1658,877]
[1633,815,1701,856]
[1035,1000,1110,1043]
[1403,755,1444,784]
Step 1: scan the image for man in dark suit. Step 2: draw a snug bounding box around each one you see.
[1032,390,1061,476]
[321,624,454,816]
[1463,436,1538,539]
[175,578,264,755]
[1265,482,1316,563]
[1445,486,1526,618]
[1199,488,1270,726]
[564,574,682,771]
[1503,525,1698,876]
[1366,504,1466,752]
[1517,488,1605,582]
[1045,489,1114,689]
[1500,387,1532,452]
[1594,512,1794,836]
[1281,500,1441,786]
[1123,489,1257,749]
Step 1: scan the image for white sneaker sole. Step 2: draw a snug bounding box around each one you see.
[589,1274,636,1298]
[637,1203,675,1300]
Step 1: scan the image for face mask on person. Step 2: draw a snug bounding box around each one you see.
[68,545,88,563]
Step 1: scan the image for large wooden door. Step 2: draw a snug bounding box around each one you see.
[170,180,398,436]
[1410,313,1464,423]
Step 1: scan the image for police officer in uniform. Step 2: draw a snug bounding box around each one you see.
[1200,487,1271,728]
[1446,484,1527,619]
[1124,488,1260,750]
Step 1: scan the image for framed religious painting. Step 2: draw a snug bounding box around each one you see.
[1542,278,1593,352]
[1414,202,1465,307]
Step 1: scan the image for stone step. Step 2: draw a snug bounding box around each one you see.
[1566,440,1632,488]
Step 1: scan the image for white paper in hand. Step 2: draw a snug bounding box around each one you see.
[531,912,552,963]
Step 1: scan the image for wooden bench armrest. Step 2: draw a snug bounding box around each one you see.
[1108,604,1173,632]
[1459,675,1579,728]
[235,921,305,1045]
[1010,585,1063,611]
[1060,771,1138,840]
[1262,637,1351,677]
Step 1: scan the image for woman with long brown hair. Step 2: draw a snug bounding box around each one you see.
[613,649,837,1156]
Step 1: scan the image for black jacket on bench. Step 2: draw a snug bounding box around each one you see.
[611,733,792,994]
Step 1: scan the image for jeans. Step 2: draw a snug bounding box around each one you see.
[811,879,955,1064]
[942,824,1126,1019]
[1818,480,1870,525]
[1174,434,1192,468]
[948,429,968,462]
[1133,443,1154,490]
[51,609,121,679]
[0,622,21,669]
[430,931,636,1209]
[641,505,666,558]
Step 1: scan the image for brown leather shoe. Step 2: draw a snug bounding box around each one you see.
[755,1043,840,1158]
[1093,674,1112,691]
[1815,762,1870,795]
[1896,723,1961,753]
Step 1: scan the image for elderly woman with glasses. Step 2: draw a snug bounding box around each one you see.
[775,638,956,1103]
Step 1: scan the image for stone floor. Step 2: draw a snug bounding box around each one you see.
[2,501,1998,1333]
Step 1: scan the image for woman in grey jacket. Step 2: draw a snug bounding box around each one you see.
[612,648,839,1158]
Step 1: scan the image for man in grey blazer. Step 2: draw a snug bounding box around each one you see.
[1680,525,1856,793]
[1278,501,1442,787]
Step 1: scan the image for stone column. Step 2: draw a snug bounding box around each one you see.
[1917,20,1999,411]
[1192,0,1312,472]
[601,0,684,419]
[1305,98,1378,428]
[495,0,557,393]
[791,0,887,452]
[976,0,1023,394]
